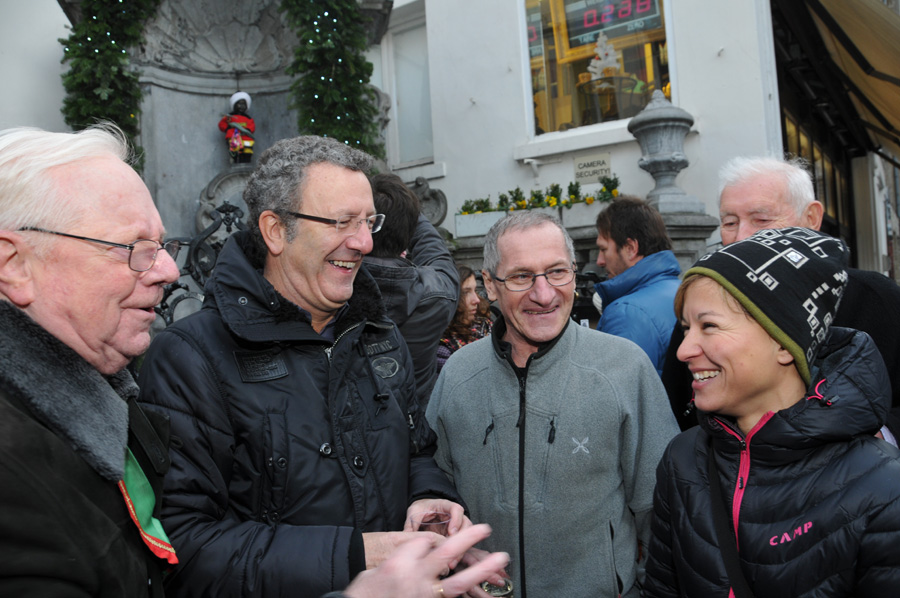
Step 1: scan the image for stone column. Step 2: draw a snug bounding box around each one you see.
[628,90,718,267]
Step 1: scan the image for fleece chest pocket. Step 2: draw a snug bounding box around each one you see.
[486,407,556,511]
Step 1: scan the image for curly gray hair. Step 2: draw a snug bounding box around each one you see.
[243,136,374,243]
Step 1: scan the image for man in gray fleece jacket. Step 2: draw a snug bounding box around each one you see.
[427,211,679,598]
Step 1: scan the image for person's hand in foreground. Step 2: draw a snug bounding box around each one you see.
[346,524,509,598]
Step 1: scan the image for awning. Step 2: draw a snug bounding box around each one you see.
[806,0,900,160]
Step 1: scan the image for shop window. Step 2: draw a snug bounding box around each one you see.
[525,0,668,135]
[823,154,835,220]
[785,116,799,157]
[783,109,853,237]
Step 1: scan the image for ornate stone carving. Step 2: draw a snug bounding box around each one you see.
[411,177,448,227]
[133,0,298,75]
[197,166,253,240]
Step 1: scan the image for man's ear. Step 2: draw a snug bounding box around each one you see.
[622,238,642,267]
[258,210,286,256]
[482,270,499,302]
[802,201,824,231]
[0,231,36,307]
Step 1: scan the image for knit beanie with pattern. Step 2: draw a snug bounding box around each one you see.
[684,227,849,384]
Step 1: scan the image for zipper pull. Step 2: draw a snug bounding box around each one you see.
[683,398,696,417]
[483,421,495,445]
[374,393,389,416]
[548,419,556,444]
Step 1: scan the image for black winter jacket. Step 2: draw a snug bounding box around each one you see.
[644,328,900,597]
[138,232,461,598]
[0,302,170,598]
[364,214,459,408]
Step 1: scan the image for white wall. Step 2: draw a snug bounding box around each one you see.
[382,0,782,243]
[0,0,70,131]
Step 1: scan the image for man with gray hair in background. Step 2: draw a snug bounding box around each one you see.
[427,210,679,598]
[138,135,477,598]
[662,156,900,436]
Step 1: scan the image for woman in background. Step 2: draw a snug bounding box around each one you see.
[436,264,493,372]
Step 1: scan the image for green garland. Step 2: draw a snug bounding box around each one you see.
[59,0,160,169]
[280,0,385,159]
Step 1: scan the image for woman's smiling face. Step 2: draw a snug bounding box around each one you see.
[677,276,800,432]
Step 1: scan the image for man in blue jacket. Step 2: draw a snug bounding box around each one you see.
[593,196,681,375]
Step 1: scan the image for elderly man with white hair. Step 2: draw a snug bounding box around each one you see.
[662,156,900,438]
[0,124,182,596]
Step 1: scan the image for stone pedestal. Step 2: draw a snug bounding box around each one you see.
[662,212,721,271]
[628,90,718,268]
[628,90,705,214]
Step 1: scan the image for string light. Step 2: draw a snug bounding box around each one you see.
[282,0,384,159]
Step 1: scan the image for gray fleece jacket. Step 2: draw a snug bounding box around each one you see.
[426,319,679,598]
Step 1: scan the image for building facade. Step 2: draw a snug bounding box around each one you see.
[367,0,900,277]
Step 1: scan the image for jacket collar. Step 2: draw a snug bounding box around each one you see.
[491,315,570,372]
[0,301,131,481]
[595,249,681,305]
[206,231,387,343]
[699,327,891,461]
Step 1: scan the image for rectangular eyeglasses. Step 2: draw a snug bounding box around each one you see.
[286,211,385,235]
[18,227,182,272]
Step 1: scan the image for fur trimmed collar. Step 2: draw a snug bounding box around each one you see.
[0,301,131,481]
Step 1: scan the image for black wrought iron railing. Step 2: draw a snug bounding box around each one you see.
[155,201,247,326]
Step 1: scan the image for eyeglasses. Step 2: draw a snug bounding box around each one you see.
[19,227,182,272]
[491,267,576,292]
[286,211,384,235]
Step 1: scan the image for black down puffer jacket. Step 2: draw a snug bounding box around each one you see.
[138,232,462,598]
[644,327,900,597]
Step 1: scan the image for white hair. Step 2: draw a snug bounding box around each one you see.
[0,123,131,252]
[717,156,815,218]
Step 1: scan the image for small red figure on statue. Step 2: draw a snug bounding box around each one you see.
[218,91,255,164]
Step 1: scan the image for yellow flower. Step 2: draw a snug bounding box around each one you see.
[517,200,527,209]
[549,197,558,207]
[461,211,469,215]
[601,187,607,193]
[475,210,483,214]
[612,189,619,197]
[561,199,569,205]
[509,206,515,211]
[586,196,595,204]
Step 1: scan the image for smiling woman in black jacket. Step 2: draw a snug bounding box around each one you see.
[644,228,900,598]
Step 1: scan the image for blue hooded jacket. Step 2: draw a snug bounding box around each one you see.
[595,249,681,375]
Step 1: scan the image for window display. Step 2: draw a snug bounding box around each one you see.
[526,0,669,134]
